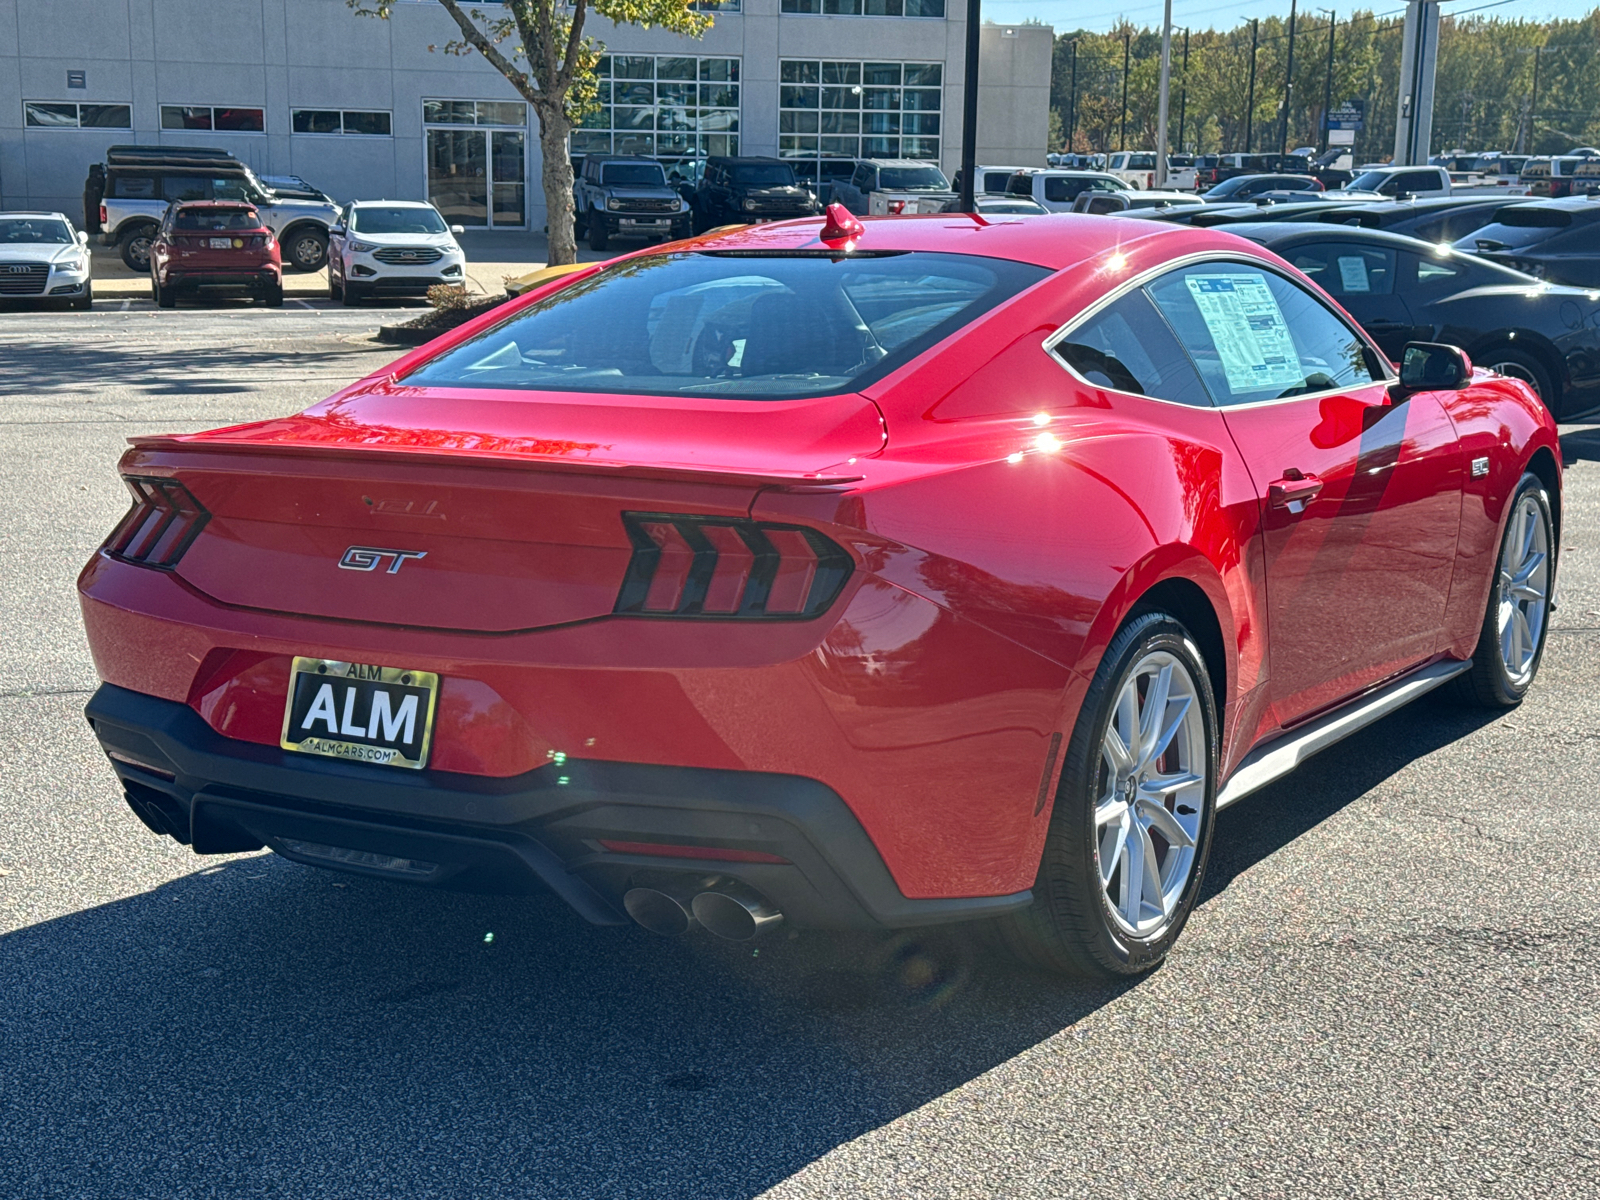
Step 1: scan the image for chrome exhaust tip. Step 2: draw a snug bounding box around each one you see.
[623,887,697,936]
[691,886,784,942]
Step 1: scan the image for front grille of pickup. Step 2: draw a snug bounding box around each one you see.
[0,264,49,295]
[616,199,678,214]
[747,198,806,213]
[373,246,443,265]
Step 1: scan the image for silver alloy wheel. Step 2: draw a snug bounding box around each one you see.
[127,233,152,270]
[1095,650,1206,937]
[1498,492,1550,684]
[291,233,325,270]
[1487,358,1542,397]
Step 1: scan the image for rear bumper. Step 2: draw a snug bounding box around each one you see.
[87,683,1032,930]
[166,268,280,289]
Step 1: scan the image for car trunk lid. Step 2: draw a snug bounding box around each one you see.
[124,384,882,633]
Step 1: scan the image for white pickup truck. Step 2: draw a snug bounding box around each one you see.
[1326,165,1453,200]
[828,159,957,216]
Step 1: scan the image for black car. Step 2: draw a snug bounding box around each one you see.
[1320,196,1516,244]
[1224,222,1600,418]
[1200,173,1323,201]
[691,157,817,232]
[1136,199,1369,226]
[1455,196,1600,288]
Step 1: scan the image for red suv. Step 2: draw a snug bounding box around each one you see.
[149,201,281,307]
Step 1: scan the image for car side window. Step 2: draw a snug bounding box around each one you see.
[111,174,157,199]
[1404,251,1476,294]
[1043,177,1070,203]
[851,164,871,189]
[1052,288,1211,407]
[163,175,208,202]
[1147,261,1382,405]
[212,178,249,201]
[1283,242,1397,297]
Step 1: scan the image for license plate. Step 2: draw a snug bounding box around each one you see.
[209,237,233,249]
[280,657,439,770]
[620,218,668,227]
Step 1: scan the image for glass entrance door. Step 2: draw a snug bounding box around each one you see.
[491,131,526,226]
[427,129,488,226]
[425,107,527,227]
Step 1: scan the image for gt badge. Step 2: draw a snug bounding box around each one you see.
[339,546,427,574]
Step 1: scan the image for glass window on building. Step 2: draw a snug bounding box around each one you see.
[779,60,941,187]
[291,109,393,136]
[24,101,133,129]
[780,0,945,14]
[424,100,528,227]
[570,55,741,169]
[160,105,265,132]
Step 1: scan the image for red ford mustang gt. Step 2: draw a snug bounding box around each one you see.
[79,207,1560,977]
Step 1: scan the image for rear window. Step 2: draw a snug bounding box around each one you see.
[878,167,949,190]
[175,207,260,230]
[403,251,1049,400]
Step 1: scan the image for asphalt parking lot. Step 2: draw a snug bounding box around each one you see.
[2,301,1598,1199]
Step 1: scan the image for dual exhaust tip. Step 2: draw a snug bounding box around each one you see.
[623,876,782,942]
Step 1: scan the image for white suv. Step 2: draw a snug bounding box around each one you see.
[328,201,466,306]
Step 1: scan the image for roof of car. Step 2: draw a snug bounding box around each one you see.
[861,159,944,168]
[709,156,785,165]
[171,200,257,209]
[682,210,1248,272]
[1207,221,1452,252]
[590,156,662,165]
[347,199,434,207]
[0,210,71,219]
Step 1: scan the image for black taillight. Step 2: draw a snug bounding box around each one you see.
[104,476,209,569]
[615,514,852,620]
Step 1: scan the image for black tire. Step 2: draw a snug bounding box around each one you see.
[70,282,92,311]
[283,227,328,273]
[1451,471,1555,708]
[1481,346,1555,413]
[261,284,284,308]
[119,225,156,272]
[341,282,363,307]
[329,273,342,301]
[588,214,609,252]
[998,611,1219,978]
[155,278,175,308]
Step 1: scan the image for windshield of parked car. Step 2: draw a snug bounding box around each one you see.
[404,251,1048,400]
[174,207,260,230]
[878,167,950,190]
[602,164,668,187]
[0,217,73,244]
[349,206,448,235]
[1347,171,1394,191]
[730,164,795,186]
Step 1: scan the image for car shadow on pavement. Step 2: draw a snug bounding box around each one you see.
[1201,690,1500,905]
[1558,425,1600,466]
[0,335,390,398]
[0,697,1499,1200]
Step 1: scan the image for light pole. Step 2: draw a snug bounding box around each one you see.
[1245,19,1259,152]
[1156,0,1173,185]
[1280,0,1298,155]
[1319,10,1336,155]
[958,0,980,211]
[1120,33,1131,152]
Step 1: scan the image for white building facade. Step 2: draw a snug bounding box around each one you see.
[0,0,1051,228]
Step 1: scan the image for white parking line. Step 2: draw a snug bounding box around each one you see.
[119,300,129,312]
[292,299,315,310]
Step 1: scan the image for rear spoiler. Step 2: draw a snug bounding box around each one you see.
[122,434,865,490]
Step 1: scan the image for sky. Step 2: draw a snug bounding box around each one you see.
[980,0,1597,37]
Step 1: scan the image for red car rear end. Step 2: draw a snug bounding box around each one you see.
[150,201,281,307]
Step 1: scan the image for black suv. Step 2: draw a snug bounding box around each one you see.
[692,158,818,232]
[573,156,691,251]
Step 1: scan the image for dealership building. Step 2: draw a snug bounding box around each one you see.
[0,0,1052,231]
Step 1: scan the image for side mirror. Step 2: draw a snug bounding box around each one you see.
[1391,341,1471,402]
[450,224,465,235]
[330,225,345,236]
[78,229,90,245]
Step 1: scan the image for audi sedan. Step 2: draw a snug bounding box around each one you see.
[79,207,1559,978]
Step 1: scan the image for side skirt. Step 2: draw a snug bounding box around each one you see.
[1216,658,1472,811]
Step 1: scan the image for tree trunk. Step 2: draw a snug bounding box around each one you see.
[536,103,577,266]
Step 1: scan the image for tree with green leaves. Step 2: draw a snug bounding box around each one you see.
[348,0,710,265]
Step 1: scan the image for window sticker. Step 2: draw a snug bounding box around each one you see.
[1183,273,1303,393]
[1337,255,1371,293]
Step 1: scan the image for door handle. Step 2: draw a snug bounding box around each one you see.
[1364,320,1410,333]
[1268,471,1324,513]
